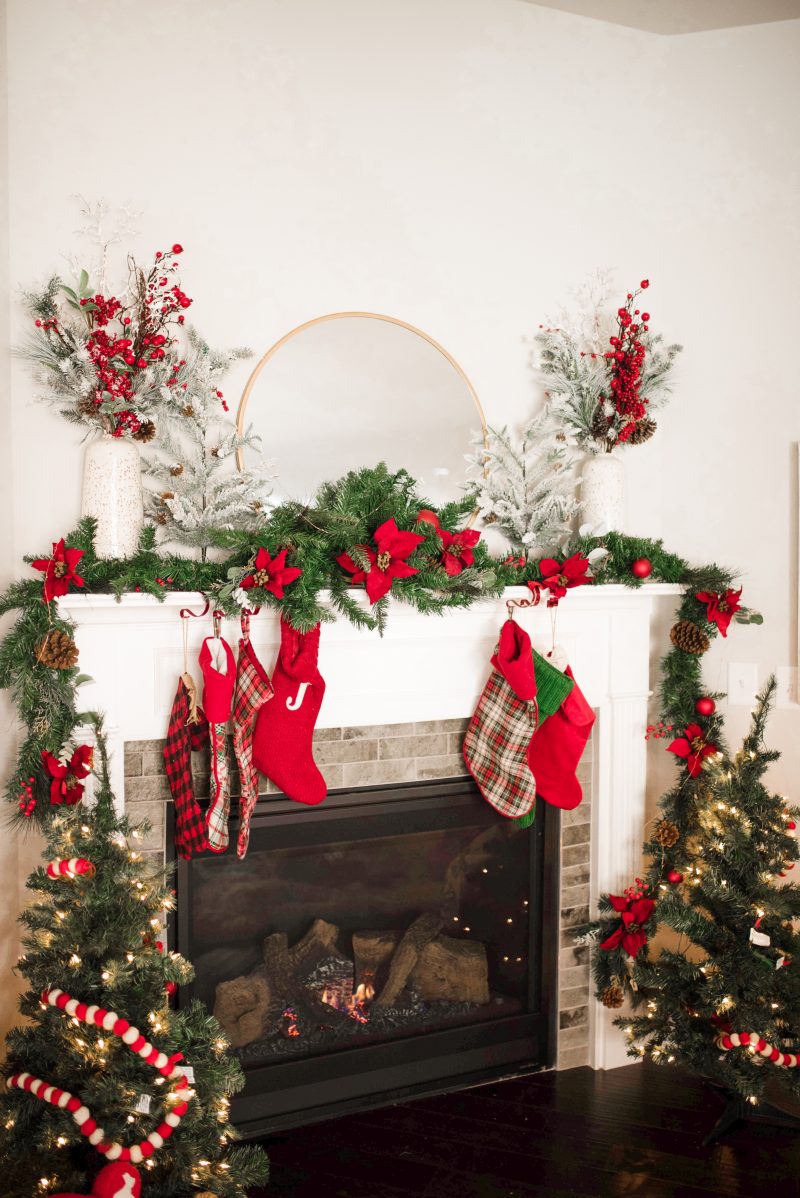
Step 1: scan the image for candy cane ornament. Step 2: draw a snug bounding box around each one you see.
[717,1029,800,1067]
[46,858,96,880]
[7,988,193,1164]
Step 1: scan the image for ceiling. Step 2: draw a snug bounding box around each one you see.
[521,0,800,34]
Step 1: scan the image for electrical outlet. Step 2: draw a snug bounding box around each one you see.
[776,666,798,708]
[728,663,758,706]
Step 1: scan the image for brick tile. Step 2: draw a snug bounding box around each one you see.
[558,1022,590,1049]
[559,964,590,990]
[341,759,417,787]
[557,1045,590,1070]
[559,945,589,970]
[561,863,590,887]
[560,984,590,1011]
[313,727,343,742]
[125,776,171,804]
[379,733,449,760]
[560,1005,588,1030]
[562,823,590,848]
[141,750,166,777]
[320,763,343,790]
[417,755,469,780]
[124,752,142,778]
[314,739,378,765]
[560,904,590,930]
[561,883,590,910]
[562,843,591,869]
[562,803,590,827]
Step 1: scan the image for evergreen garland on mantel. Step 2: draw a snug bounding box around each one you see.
[0,462,762,834]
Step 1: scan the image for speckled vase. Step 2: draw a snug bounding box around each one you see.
[81,434,144,558]
[580,453,625,531]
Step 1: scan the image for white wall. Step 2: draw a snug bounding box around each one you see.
[1,0,799,1033]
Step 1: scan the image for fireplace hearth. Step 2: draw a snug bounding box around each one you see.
[170,776,560,1136]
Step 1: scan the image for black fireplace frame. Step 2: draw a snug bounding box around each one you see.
[168,777,561,1138]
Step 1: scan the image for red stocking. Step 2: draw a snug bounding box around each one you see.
[252,617,326,806]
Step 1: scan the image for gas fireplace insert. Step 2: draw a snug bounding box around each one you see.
[170,776,560,1136]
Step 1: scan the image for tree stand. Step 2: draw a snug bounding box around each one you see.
[703,1080,800,1145]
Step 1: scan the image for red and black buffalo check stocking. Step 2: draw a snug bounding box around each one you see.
[232,610,274,859]
[164,674,210,859]
[463,619,539,819]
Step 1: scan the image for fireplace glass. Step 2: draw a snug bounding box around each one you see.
[173,779,558,1133]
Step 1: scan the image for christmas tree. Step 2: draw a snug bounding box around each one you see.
[0,726,269,1197]
[588,677,800,1113]
[466,407,581,558]
[144,330,272,561]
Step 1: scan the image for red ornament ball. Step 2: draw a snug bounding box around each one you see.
[631,558,652,579]
[787,820,797,831]
[667,869,683,884]
[695,697,716,717]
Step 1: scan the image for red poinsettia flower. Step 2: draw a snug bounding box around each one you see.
[668,723,719,777]
[416,510,481,576]
[241,547,302,599]
[695,588,743,638]
[337,518,425,604]
[32,539,85,604]
[600,893,656,957]
[41,744,94,807]
[538,553,591,606]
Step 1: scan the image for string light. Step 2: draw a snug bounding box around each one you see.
[126,953,135,963]
[68,954,81,968]
[56,1136,67,1147]
[101,970,110,981]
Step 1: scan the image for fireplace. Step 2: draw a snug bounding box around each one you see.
[170,775,560,1136]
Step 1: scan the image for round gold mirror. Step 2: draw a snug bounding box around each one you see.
[236,312,486,505]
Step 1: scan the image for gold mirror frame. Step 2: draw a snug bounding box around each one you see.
[235,312,488,492]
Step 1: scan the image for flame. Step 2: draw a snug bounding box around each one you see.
[318,970,375,1024]
[282,1007,300,1037]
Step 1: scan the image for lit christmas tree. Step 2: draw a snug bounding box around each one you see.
[587,676,800,1137]
[0,726,268,1197]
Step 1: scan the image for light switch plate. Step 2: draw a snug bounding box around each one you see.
[776,666,798,708]
[728,662,758,706]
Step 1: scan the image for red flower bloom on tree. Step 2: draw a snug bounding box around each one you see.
[416,510,481,576]
[32,539,85,603]
[538,553,591,606]
[41,745,94,807]
[337,518,424,604]
[668,723,719,776]
[600,893,656,957]
[241,547,302,599]
[695,587,742,638]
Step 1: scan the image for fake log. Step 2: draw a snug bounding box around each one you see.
[352,929,401,988]
[412,936,489,1004]
[374,911,444,1008]
[213,972,272,1048]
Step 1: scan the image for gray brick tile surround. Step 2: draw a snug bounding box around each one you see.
[125,720,592,1069]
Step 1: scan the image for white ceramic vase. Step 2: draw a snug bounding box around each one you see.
[81,434,144,559]
[580,452,625,531]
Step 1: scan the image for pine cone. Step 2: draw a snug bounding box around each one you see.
[654,819,680,848]
[35,629,79,670]
[627,417,657,445]
[133,420,156,443]
[601,982,624,1009]
[591,402,611,442]
[170,464,184,477]
[670,619,710,655]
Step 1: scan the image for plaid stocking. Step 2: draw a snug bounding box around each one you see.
[164,676,210,859]
[200,634,236,853]
[463,620,539,820]
[233,611,274,860]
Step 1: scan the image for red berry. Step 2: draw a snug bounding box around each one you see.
[641,312,650,321]
[172,243,183,253]
[640,279,650,288]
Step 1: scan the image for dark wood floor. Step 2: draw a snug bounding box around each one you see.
[251,1062,800,1197]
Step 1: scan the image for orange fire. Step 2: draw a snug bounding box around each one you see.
[320,971,375,1024]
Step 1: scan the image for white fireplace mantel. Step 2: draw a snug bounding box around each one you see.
[58,583,682,1070]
